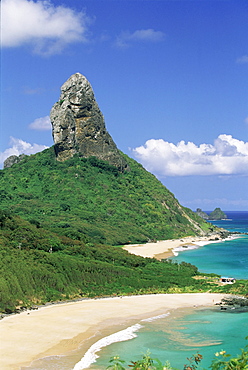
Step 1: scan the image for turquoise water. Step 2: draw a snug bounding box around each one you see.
[171,211,248,279]
[82,211,248,370]
[26,212,248,370]
[89,308,248,370]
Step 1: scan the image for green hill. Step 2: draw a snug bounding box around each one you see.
[0,71,244,313]
[0,147,213,246]
[0,149,246,313]
[1,209,246,313]
[0,209,209,313]
[208,208,227,220]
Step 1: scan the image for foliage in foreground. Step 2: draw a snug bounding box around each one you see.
[107,342,248,370]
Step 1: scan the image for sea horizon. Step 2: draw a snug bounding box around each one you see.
[170,211,248,279]
[77,211,248,370]
[23,211,248,370]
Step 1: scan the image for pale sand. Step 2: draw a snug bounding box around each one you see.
[0,293,226,370]
[123,234,225,260]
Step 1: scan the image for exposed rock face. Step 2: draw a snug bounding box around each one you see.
[196,208,209,220]
[4,154,27,169]
[196,207,227,221]
[50,73,128,171]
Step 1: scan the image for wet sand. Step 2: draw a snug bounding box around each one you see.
[0,293,226,370]
[123,235,224,259]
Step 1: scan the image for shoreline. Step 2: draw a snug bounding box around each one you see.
[123,234,240,260]
[0,293,226,370]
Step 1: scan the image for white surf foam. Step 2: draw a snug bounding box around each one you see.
[172,244,199,255]
[172,235,241,256]
[141,312,170,322]
[72,323,143,370]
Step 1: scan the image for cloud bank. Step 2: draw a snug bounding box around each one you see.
[133,134,248,176]
[29,116,51,131]
[116,28,165,48]
[1,0,91,55]
[0,137,48,167]
[183,197,248,208]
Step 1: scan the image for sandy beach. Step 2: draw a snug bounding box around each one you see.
[123,234,229,260]
[0,293,226,370]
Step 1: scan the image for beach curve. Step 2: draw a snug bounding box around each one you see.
[123,234,237,260]
[0,293,226,370]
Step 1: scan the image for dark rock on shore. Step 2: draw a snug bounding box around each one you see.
[218,296,248,312]
[221,296,248,307]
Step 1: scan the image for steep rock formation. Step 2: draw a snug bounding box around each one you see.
[196,207,227,221]
[4,154,27,169]
[50,73,128,171]
[196,208,209,220]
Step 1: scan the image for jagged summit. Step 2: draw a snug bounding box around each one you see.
[4,154,28,169]
[50,73,128,171]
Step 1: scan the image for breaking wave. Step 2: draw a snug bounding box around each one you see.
[73,323,143,370]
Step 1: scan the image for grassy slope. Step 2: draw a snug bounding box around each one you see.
[0,211,209,312]
[0,149,246,313]
[0,147,214,245]
[1,212,247,313]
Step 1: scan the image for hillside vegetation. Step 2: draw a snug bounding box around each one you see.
[2,210,247,313]
[1,210,247,313]
[0,210,207,312]
[0,149,247,313]
[0,147,213,246]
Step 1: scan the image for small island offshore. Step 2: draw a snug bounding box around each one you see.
[196,207,228,220]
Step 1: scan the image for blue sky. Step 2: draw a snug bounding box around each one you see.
[1,0,248,211]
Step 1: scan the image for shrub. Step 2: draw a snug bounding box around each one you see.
[107,341,248,370]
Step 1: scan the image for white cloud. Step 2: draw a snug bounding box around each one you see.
[1,0,91,55]
[245,117,248,125]
[116,28,165,48]
[183,198,248,208]
[236,55,248,64]
[0,137,48,167]
[29,116,51,131]
[133,134,248,176]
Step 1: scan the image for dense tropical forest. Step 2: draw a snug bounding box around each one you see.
[0,148,247,313]
[0,147,213,245]
[0,209,247,313]
[0,209,199,311]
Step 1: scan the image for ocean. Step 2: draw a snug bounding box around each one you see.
[170,211,248,279]
[24,211,248,370]
[84,308,248,370]
[73,211,248,370]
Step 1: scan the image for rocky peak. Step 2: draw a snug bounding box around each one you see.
[4,154,27,169]
[50,73,128,171]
